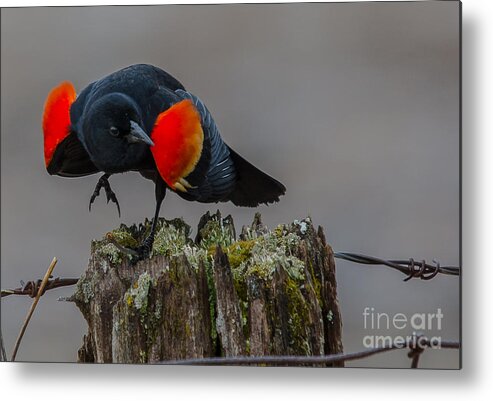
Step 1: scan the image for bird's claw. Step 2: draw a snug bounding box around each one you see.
[89,180,103,212]
[104,186,121,217]
[106,233,154,265]
[89,174,121,217]
[130,235,154,264]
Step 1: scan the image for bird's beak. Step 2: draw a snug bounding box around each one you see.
[128,121,154,146]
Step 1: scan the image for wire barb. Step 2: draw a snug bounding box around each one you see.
[1,277,79,298]
[1,253,460,299]
[334,252,459,281]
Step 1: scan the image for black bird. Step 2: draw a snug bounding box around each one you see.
[43,64,286,259]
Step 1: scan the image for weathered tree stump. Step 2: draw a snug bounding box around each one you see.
[73,212,343,365]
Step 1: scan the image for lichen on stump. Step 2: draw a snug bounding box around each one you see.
[74,211,343,365]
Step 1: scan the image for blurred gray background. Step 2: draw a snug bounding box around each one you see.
[1,2,460,368]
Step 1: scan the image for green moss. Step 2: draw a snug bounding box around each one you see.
[224,240,256,270]
[184,322,192,338]
[91,226,141,267]
[152,220,190,258]
[142,297,164,353]
[285,277,310,354]
[307,259,322,302]
[109,228,139,248]
[139,349,147,363]
[273,224,287,238]
[198,219,234,251]
[231,231,305,283]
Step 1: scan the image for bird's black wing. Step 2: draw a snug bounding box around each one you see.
[47,131,99,177]
[172,90,238,203]
[173,90,286,206]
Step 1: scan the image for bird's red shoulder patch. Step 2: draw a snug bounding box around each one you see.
[150,99,204,191]
[42,81,77,168]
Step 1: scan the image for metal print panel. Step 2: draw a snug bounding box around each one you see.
[0,1,461,368]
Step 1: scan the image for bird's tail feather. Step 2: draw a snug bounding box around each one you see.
[227,147,286,207]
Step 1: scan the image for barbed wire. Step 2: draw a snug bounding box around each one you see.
[1,252,460,366]
[0,252,460,300]
[1,277,79,298]
[162,336,459,368]
[333,252,460,281]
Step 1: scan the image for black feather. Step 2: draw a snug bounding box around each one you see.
[47,132,99,177]
[174,90,237,203]
[227,147,286,207]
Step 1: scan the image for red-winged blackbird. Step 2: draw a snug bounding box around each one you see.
[43,64,285,259]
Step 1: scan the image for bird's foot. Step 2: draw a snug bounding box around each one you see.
[89,174,121,217]
[106,233,154,265]
[132,236,155,264]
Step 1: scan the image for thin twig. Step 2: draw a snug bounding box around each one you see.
[0,331,7,362]
[10,257,58,361]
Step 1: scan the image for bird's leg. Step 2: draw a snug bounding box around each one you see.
[107,204,161,262]
[89,173,121,217]
[136,211,160,260]
[132,179,167,261]
[108,178,166,264]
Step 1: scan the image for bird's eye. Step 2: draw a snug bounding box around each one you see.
[109,126,120,137]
